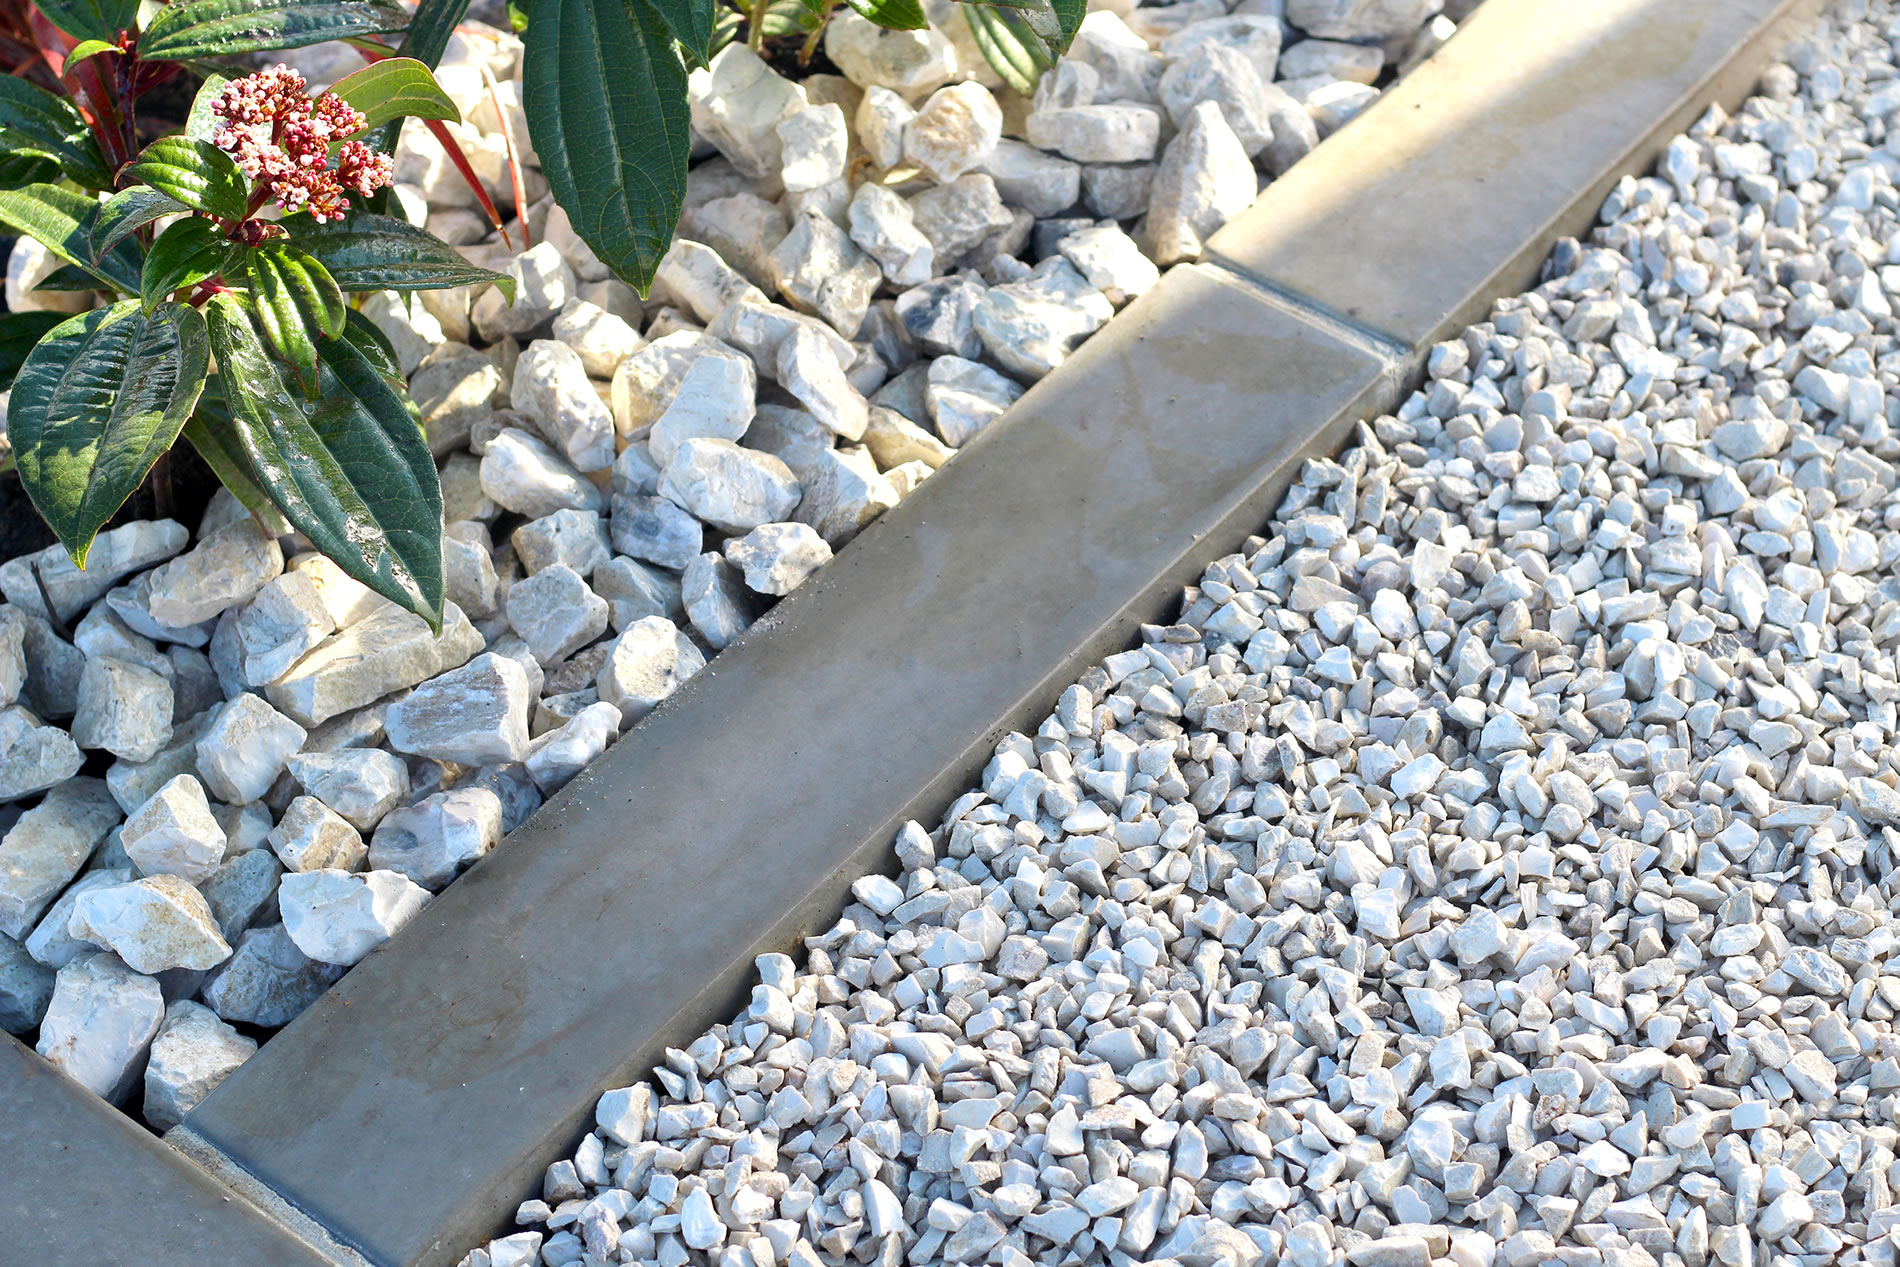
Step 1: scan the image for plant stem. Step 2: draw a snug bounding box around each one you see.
[798,2,835,66]
[151,450,173,523]
[747,0,766,52]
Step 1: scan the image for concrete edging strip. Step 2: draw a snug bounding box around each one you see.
[0,1035,339,1267]
[44,0,1816,1262]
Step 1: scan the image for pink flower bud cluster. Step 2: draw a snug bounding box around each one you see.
[210,65,394,223]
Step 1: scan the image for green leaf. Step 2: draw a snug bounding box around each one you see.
[139,0,409,60]
[1049,0,1082,50]
[35,0,137,42]
[246,242,346,396]
[185,73,231,144]
[640,0,715,66]
[963,2,1051,96]
[362,0,470,153]
[184,384,293,534]
[141,216,240,311]
[524,0,689,295]
[0,76,115,190]
[397,0,471,66]
[0,153,64,190]
[202,292,445,628]
[93,188,188,257]
[283,212,514,298]
[0,183,144,295]
[123,137,250,221]
[65,38,123,62]
[0,311,67,393]
[32,264,104,291]
[8,301,209,567]
[329,56,461,134]
[339,307,405,388]
[845,0,924,29]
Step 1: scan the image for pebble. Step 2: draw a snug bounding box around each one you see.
[266,603,484,728]
[649,347,758,465]
[0,705,84,802]
[524,702,622,796]
[480,427,607,518]
[505,565,611,665]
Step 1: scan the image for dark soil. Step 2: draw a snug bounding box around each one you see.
[1,444,222,561]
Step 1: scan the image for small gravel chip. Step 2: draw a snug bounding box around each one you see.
[724,523,833,596]
[285,749,411,832]
[196,693,308,805]
[596,617,705,724]
[71,656,173,764]
[66,875,231,974]
[386,654,534,766]
[200,924,344,1027]
[269,796,369,873]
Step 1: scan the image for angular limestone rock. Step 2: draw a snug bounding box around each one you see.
[71,656,174,764]
[67,875,232,974]
[268,796,369,873]
[36,952,165,1103]
[385,653,533,765]
[200,924,344,1027]
[145,520,285,627]
[279,869,433,966]
[266,602,484,728]
[143,999,258,1130]
[368,787,505,889]
[121,774,226,885]
[597,618,706,724]
[0,778,122,939]
[195,694,308,805]
[285,749,411,831]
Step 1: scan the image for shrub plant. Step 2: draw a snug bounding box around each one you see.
[0,0,508,628]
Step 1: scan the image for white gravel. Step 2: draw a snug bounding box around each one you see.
[0,0,1472,1128]
[460,7,1900,1266]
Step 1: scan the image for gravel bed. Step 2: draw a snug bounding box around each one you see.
[457,7,1900,1267]
[0,0,1475,1125]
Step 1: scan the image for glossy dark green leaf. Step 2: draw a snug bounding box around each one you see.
[283,212,514,298]
[141,217,241,311]
[123,137,250,222]
[640,0,715,66]
[93,188,189,258]
[0,153,63,190]
[0,183,144,295]
[340,307,405,388]
[361,0,470,153]
[185,73,231,144]
[183,383,292,534]
[31,265,103,291]
[1049,0,1082,50]
[329,56,461,133]
[139,0,409,60]
[524,0,689,294]
[0,75,114,189]
[0,311,66,393]
[246,242,346,396]
[963,2,1051,96]
[845,0,924,28]
[34,0,137,43]
[8,301,209,567]
[202,293,444,628]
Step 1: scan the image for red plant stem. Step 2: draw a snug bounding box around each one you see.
[424,115,511,248]
[479,61,529,249]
